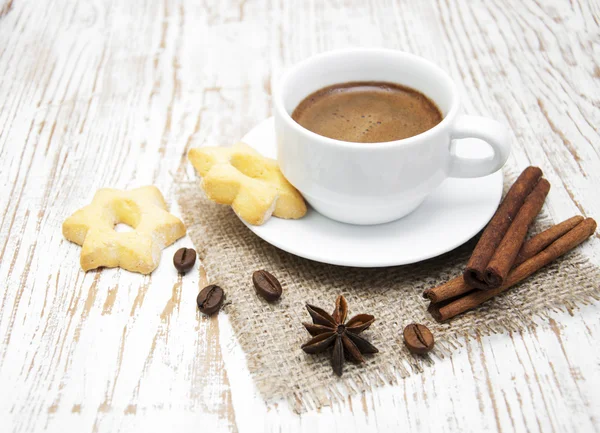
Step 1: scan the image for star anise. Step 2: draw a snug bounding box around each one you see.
[301,295,378,376]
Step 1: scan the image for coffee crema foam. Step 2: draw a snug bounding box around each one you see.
[291,81,442,143]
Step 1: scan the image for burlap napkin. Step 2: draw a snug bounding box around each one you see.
[178,174,599,413]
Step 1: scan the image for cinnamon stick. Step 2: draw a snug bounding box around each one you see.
[430,218,597,322]
[484,178,550,287]
[515,215,584,263]
[464,166,543,290]
[422,216,585,303]
[423,277,468,304]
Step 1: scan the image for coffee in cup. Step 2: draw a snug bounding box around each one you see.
[291,81,442,143]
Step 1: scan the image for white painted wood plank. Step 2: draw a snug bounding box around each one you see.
[220,306,600,433]
[0,0,598,432]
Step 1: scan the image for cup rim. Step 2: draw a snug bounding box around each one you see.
[273,48,460,149]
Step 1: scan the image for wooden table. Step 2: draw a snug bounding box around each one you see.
[1,0,599,431]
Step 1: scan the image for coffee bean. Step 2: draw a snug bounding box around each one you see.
[197,284,224,315]
[173,247,196,273]
[403,323,434,355]
[252,270,282,302]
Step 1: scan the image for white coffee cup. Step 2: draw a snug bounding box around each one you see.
[273,48,510,225]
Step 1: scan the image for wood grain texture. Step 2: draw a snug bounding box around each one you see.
[0,0,598,431]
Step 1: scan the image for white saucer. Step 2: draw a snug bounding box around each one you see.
[240,118,503,267]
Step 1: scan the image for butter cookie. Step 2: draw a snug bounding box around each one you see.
[63,186,185,274]
[188,143,306,225]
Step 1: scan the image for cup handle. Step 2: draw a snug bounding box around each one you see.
[448,115,511,178]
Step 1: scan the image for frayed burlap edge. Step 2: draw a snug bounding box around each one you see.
[177,168,600,413]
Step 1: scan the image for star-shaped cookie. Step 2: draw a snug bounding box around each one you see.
[62,186,186,274]
[188,142,306,225]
